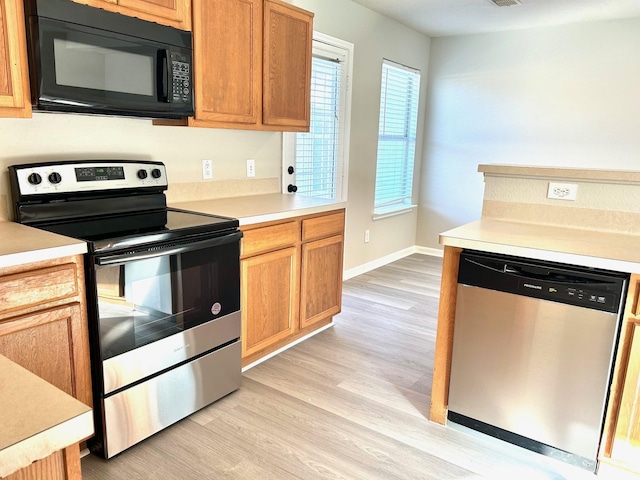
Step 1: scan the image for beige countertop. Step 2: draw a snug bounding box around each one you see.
[0,355,93,478]
[169,193,347,226]
[440,219,640,273]
[0,222,87,269]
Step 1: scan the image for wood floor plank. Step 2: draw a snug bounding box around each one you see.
[81,253,596,479]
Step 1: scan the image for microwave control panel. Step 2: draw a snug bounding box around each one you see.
[171,51,192,104]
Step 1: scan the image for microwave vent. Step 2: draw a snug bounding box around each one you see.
[490,0,521,6]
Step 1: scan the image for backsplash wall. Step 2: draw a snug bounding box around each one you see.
[0,112,283,220]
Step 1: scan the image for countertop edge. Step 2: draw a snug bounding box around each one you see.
[0,410,93,478]
[237,202,347,226]
[440,219,640,273]
[0,242,87,269]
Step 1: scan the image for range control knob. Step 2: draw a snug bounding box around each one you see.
[137,169,148,180]
[27,172,42,185]
[151,168,162,179]
[48,172,62,184]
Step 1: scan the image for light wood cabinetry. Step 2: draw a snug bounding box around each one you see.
[600,274,640,476]
[0,254,91,480]
[0,255,92,405]
[71,0,192,30]
[169,0,312,131]
[240,209,344,365]
[299,214,344,329]
[0,0,31,118]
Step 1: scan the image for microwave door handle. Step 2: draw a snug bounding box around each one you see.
[96,231,243,266]
[158,49,170,103]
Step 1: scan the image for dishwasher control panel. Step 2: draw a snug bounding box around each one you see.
[458,251,628,314]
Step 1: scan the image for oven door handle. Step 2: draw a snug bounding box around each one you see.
[95,231,243,266]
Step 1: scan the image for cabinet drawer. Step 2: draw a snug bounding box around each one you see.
[0,264,78,316]
[241,221,298,257]
[301,211,345,242]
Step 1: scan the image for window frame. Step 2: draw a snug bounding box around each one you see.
[282,32,353,203]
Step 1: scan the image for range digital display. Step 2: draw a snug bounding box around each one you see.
[75,166,125,182]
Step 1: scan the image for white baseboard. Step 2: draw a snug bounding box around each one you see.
[242,322,335,372]
[343,245,443,280]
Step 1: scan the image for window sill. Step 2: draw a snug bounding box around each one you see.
[372,204,417,221]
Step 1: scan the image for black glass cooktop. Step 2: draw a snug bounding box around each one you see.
[37,208,239,253]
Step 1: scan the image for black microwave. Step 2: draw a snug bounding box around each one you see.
[24,0,194,119]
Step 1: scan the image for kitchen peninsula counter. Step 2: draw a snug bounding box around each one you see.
[441,218,640,273]
[169,193,347,226]
[0,221,87,269]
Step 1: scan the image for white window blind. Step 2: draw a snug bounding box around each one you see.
[374,60,421,215]
[294,53,343,199]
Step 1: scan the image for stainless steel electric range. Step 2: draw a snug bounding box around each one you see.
[9,160,242,458]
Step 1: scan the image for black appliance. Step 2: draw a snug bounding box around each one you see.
[24,0,194,119]
[9,160,241,458]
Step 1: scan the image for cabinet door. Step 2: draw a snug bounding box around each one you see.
[610,320,640,469]
[0,304,92,407]
[299,234,343,329]
[71,0,191,30]
[191,0,262,125]
[0,0,31,118]
[241,247,298,358]
[262,0,312,129]
[117,0,191,30]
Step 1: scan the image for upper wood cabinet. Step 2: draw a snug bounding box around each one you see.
[182,0,313,131]
[0,0,31,118]
[71,0,192,30]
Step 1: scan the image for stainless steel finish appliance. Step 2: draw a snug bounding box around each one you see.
[9,160,242,458]
[24,0,194,118]
[448,251,628,472]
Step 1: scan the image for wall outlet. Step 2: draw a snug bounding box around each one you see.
[246,159,256,178]
[547,182,578,200]
[364,229,370,243]
[202,159,213,180]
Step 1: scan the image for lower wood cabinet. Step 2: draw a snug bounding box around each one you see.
[241,246,298,358]
[0,254,91,480]
[0,255,92,407]
[600,273,640,476]
[300,234,343,329]
[240,209,345,365]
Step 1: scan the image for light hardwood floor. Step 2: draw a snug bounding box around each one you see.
[81,254,594,479]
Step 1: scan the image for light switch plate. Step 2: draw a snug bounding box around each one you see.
[246,159,256,178]
[202,160,213,180]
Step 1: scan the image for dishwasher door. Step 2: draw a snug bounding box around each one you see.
[447,252,627,471]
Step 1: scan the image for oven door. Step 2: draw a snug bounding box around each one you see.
[91,232,241,394]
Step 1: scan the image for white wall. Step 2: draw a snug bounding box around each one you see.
[417,17,640,249]
[289,0,431,271]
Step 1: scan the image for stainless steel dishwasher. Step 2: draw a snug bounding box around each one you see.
[447,251,628,472]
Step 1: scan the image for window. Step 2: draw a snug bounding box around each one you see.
[282,33,353,201]
[373,59,421,217]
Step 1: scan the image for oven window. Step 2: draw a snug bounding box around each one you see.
[95,240,240,360]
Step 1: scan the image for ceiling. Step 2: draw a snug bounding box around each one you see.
[348,0,640,37]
